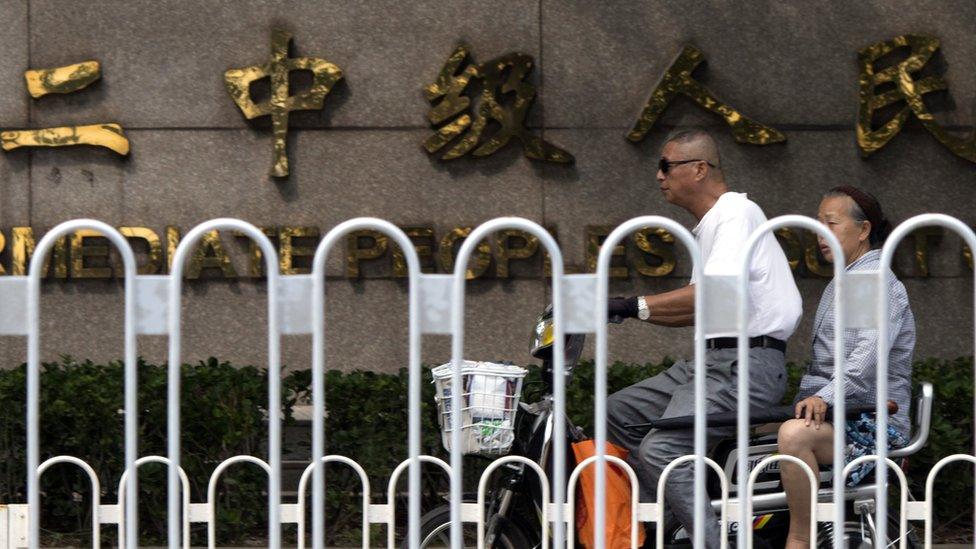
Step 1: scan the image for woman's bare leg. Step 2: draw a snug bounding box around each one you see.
[777,419,836,549]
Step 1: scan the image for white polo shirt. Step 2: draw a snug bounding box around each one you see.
[689,192,802,340]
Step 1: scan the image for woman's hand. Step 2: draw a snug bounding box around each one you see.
[795,396,829,428]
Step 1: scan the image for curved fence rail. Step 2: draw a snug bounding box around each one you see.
[0,214,972,548]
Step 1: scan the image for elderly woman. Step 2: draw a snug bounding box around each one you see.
[778,186,916,549]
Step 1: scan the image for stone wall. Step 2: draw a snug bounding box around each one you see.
[0,1,973,373]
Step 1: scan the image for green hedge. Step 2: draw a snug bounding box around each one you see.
[0,356,972,545]
[0,357,307,545]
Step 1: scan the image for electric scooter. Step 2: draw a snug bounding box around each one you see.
[410,308,929,548]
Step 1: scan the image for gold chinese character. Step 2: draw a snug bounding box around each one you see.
[857,35,975,162]
[627,45,784,145]
[25,61,101,97]
[225,29,344,178]
[424,44,573,163]
[1,60,130,155]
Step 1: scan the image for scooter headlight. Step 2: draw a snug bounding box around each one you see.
[530,309,554,359]
[529,305,586,368]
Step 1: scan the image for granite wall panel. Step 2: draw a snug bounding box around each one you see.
[28,0,542,129]
[0,0,28,128]
[114,128,548,277]
[0,149,30,228]
[542,1,976,129]
[28,146,125,227]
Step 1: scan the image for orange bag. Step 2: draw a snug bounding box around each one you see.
[572,439,645,549]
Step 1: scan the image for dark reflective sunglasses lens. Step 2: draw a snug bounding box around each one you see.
[658,159,669,173]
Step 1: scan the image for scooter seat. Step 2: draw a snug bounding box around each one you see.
[625,404,879,432]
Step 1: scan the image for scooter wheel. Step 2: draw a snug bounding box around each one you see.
[403,503,533,549]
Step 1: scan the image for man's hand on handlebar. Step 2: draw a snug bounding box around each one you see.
[795,396,828,428]
[608,296,638,324]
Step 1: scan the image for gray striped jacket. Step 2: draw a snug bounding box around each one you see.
[795,249,916,436]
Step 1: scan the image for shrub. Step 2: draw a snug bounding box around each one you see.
[0,357,305,545]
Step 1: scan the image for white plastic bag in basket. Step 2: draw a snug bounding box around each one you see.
[467,374,510,418]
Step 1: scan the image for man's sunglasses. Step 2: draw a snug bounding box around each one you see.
[658,158,715,174]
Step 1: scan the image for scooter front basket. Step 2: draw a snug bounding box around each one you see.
[431,360,528,456]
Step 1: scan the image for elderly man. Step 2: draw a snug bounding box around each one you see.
[606,129,802,547]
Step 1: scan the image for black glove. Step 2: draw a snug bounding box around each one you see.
[608,296,639,324]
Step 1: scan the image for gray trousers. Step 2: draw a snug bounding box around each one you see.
[606,347,786,548]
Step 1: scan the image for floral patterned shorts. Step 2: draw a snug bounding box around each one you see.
[843,412,909,486]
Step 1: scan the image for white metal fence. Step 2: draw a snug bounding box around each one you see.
[0,214,973,548]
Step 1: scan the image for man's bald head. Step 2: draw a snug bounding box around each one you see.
[663,129,722,177]
[656,129,728,219]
